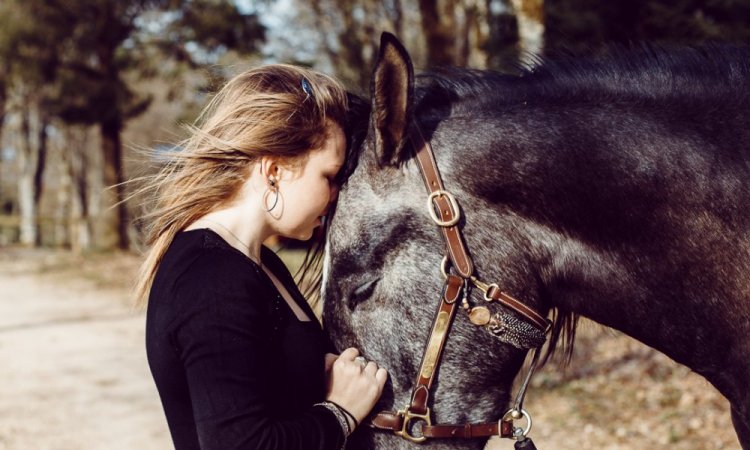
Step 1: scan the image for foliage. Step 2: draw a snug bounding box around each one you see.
[0,0,265,127]
[545,0,750,55]
[0,0,266,249]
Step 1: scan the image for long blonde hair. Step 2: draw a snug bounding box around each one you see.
[133,64,348,309]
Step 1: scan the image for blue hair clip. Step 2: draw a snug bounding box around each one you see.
[301,78,313,100]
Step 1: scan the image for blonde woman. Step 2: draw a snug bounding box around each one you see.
[134,65,386,449]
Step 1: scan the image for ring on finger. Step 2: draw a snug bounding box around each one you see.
[354,356,367,369]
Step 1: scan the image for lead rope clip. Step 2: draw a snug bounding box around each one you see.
[503,348,542,447]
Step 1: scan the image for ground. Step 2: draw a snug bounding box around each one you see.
[0,247,741,450]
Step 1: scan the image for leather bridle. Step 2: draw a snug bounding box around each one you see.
[368,124,552,445]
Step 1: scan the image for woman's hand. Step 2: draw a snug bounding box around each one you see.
[325,348,388,429]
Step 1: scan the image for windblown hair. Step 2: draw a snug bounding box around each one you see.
[132,64,348,309]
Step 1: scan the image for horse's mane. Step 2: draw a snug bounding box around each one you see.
[416,44,750,116]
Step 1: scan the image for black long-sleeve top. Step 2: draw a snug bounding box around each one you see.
[146,228,344,450]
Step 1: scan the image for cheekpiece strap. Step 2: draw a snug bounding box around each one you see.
[411,126,474,277]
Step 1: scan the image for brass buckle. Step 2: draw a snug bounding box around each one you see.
[470,276,500,302]
[426,190,461,227]
[442,258,501,303]
[394,407,432,443]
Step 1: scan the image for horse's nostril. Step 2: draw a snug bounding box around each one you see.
[348,277,381,309]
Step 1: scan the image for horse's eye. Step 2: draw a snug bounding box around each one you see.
[348,277,380,309]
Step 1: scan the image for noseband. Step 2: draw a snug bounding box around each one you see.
[369,124,551,447]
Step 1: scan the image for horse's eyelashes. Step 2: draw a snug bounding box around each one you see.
[348,277,380,309]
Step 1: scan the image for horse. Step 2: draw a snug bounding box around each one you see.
[322,32,750,449]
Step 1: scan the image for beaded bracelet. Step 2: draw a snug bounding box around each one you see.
[314,401,350,449]
[326,400,359,430]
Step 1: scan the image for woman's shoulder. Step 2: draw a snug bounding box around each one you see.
[148,230,284,335]
[159,229,266,298]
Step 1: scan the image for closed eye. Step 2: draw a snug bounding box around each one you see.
[348,277,380,309]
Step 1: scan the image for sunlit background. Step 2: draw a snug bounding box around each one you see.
[0,1,748,449]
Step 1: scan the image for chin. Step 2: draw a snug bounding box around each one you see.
[279,221,320,243]
[287,228,316,242]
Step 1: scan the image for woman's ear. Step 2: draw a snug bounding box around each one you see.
[259,157,281,182]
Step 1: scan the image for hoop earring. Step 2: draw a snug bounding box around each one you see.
[265,176,279,213]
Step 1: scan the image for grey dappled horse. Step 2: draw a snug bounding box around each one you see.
[322,33,750,449]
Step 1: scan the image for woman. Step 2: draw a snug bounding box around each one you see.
[133,65,386,450]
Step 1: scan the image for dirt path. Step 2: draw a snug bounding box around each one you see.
[0,250,171,450]
[0,248,741,450]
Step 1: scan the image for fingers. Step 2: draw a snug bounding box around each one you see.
[363,361,378,377]
[324,353,338,372]
[362,360,388,392]
[338,347,360,361]
[333,348,388,384]
[325,349,389,422]
[375,367,388,387]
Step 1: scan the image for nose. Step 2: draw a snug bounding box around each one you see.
[324,186,339,216]
[329,184,339,204]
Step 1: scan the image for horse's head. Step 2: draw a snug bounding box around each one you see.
[323,33,564,449]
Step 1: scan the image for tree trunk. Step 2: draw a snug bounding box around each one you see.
[310,0,369,91]
[419,0,456,66]
[58,142,72,249]
[65,127,92,254]
[17,107,37,246]
[100,117,128,250]
[0,70,6,190]
[388,0,404,38]
[33,115,48,206]
[33,114,48,246]
[16,104,48,247]
[510,0,545,64]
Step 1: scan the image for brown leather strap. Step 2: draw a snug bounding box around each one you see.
[410,274,462,413]
[423,421,513,439]
[370,411,403,431]
[411,126,474,278]
[486,287,551,332]
[369,123,549,443]
[412,123,549,333]
[370,411,513,438]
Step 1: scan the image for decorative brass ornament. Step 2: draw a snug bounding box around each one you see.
[420,311,450,379]
[468,306,491,325]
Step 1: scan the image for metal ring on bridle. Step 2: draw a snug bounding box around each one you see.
[395,407,432,443]
[501,408,532,439]
[426,190,461,227]
[440,256,451,279]
[482,284,500,301]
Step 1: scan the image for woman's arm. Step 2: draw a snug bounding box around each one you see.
[154,251,345,450]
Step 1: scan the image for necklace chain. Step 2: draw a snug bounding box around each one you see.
[194,218,261,266]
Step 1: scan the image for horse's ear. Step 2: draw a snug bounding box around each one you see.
[370,32,414,166]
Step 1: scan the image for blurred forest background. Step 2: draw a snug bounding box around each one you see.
[0,0,749,252]
[2,2,750,449]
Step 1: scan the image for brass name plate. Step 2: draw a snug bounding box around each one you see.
[420,311,450,379]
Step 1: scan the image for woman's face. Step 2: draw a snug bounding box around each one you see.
[274,122,346,240]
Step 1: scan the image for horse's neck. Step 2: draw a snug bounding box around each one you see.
[526,176,750,411]
[440,81,750,411]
